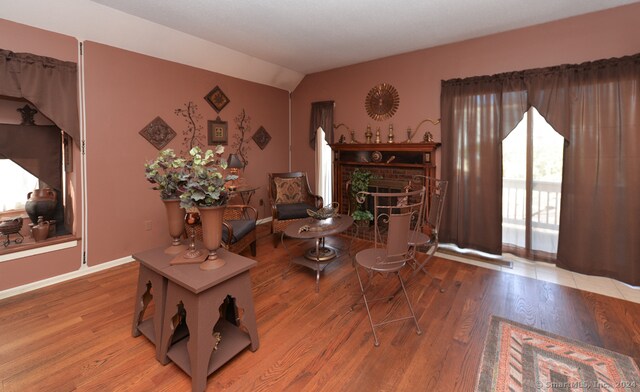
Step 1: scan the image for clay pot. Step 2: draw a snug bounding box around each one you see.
[25,188,57,224]
[31,216,50,242]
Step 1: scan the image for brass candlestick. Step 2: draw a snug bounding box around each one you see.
[387,124,394,143]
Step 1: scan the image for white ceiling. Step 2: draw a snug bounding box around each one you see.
[2,0,637,91]
[90,0,637,74]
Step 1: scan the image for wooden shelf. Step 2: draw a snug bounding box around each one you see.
[166,319,251,377]
[137,318,156,344]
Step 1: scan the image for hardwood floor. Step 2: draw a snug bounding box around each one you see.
[1,224,639,391]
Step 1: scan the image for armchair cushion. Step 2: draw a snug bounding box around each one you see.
[276,203,316,220]
[222,219,256,244]
[274,177,305,204]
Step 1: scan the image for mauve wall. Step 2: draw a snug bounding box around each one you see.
[0,20,289,290]
[0,19,82,290]
[82,42,289,266]
[291,3,640,187]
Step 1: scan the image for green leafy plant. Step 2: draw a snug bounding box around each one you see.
[349,168,379,221]
[144,149,188,199]
[179,146,237,209]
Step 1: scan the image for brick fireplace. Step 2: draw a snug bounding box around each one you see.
[330,142,440,240]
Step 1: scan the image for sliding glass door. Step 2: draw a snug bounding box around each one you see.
[502,107,564,261]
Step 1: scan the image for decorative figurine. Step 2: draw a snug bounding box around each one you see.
[365,124,373,144]
[349,130,359,144]
[388,124,394,143]
[406,127,413,143]
[424,131,434,143]
[338,134,346,144]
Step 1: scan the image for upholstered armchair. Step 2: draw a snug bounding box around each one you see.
[196,205,258,257]
[268,172,323,246]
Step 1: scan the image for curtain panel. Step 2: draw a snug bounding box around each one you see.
[440,53,640,285]
[440,75,527,254]
[0,49,80,144]
[0,124,62,192]
[309,101,334,149]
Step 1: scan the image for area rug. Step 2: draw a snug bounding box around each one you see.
[476,316,640,391]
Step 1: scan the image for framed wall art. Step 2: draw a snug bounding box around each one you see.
[252,126,271,150]
[208,116,228,145]
[204,85,230,113]
[139,116,176,150]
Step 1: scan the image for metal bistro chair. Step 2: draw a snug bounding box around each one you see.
[351,186,425,346]
[406,177,448,292]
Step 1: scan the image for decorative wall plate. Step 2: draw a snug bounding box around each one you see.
[204,86,230,113]
[365,83,399,121]
[371,150,382,162]
[252,126,271,150]
[139,116,176,150]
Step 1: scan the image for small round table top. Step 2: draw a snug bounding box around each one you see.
[284,214,354,240]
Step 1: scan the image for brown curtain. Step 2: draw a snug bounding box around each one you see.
[440,75,527,254]
[309,101,334,149]
[0,124,62,192]
[526,55,640,285]
[0,49,79,145]
[441,53,640,285]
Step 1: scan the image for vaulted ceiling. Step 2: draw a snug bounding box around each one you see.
[2,0,637,90]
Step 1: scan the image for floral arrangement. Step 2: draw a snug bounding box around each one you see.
[179,145,236,209]
[144,146,237,207]
[144,149,188,199]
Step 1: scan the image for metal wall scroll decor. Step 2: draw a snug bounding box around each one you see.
[252,126,271,150]
[204,85,230,113]
[207,116,228,145]
[17,104,38,125]
[365,83,400,121]
[139,116,176,150]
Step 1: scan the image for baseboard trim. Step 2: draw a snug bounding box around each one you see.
[0,255,134,300]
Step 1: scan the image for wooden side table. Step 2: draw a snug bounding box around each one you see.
[164,249,258,392]
[131,248,170,362]
[132,246,259,392]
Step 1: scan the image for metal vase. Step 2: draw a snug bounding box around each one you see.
[198,205,226,270]
[163,199,185,247]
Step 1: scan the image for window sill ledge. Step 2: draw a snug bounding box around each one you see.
[0,235,80,263]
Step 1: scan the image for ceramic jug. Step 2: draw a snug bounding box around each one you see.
[25,188,57,224]
[31,216,50,242]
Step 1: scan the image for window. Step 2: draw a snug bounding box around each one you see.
[315,127,332,204]
[0,160,39,212]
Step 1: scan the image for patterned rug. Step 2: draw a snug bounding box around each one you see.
[476,316,640,391]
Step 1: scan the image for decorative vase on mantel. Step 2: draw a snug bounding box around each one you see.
[198,205,226,270]
[163,199,186,255]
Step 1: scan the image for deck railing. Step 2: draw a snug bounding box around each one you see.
[502,178,561,230]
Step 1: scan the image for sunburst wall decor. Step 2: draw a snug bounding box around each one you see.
[365,83,399,121]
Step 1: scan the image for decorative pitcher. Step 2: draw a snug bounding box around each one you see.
[31,216,50,242]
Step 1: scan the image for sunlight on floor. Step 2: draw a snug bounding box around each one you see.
[435,251,640,304]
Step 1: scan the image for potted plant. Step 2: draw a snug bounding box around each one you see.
[349,168,378,222]
[144,149,189,251]
[179,145,237,270]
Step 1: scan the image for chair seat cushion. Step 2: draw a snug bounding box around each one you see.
[222,219,256,244]
[355,248,406,273]
[276,203,316,220]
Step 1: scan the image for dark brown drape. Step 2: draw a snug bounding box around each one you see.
[0,124,62,192]
[527,55,640,285]
[440,75,527,254]
[0,49,80,145]
[309,101,334,150]
[441,53,640,285]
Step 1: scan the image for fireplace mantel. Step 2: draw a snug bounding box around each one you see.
[330,142,440,215]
